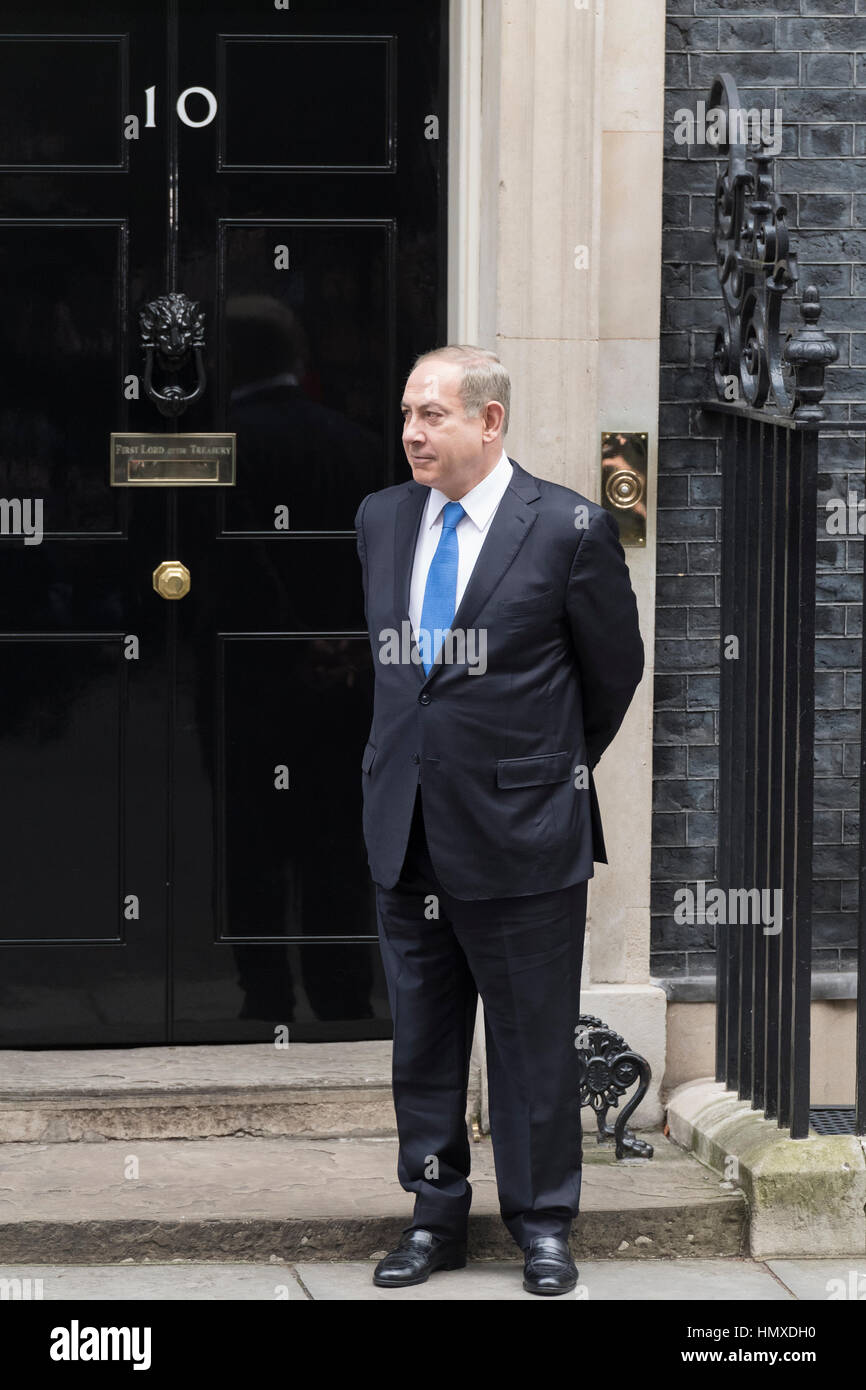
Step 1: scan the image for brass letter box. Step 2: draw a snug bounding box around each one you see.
[110,432,236,486]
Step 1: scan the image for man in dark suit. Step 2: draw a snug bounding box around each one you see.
[354,345,644,1294]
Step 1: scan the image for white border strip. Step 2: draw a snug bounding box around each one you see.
[448,0,483,344]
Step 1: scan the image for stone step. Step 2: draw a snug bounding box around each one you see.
[0,1044,397,1142]
[0,1133,747,1263]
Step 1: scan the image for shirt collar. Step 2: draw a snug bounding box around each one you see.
[426,449,513,532]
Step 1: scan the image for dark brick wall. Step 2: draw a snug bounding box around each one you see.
[654,0,866,980]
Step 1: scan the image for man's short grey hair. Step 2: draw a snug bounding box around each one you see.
[411,344,510,435]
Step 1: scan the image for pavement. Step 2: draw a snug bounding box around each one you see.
[1,1256,864,1300]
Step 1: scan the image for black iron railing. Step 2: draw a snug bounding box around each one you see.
[698,73,864,1137]
[711,404,819,1137]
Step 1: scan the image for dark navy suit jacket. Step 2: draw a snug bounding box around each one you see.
[354,456,644,899]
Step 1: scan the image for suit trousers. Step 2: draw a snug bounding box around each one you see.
[375,786,588,1251]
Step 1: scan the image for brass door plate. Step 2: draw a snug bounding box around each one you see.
[111,433,236,485]
[601,432,647,546]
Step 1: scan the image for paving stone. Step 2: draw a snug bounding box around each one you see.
[0,1258,790,1302]
[0,1263,307,1300]
[296,1258,793,1301]
[766,1258,866,1300]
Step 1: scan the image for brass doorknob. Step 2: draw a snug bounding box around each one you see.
[153,560,191,600]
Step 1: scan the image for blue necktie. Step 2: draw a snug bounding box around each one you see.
[418,500,465,675]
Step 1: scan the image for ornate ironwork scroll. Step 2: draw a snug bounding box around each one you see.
[139,291,207,419]
[709,72,837,420]
[575,1013,654,1160]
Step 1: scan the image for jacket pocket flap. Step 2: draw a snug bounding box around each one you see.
[361,741,377,774]
[496,750,572,789]
[498,586,554,613]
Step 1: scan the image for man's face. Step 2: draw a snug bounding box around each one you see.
[400,360,489,498]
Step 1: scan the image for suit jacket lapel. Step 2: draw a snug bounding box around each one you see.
[395,457,540,684]
[447,460,540,640]
[393,481,428,621]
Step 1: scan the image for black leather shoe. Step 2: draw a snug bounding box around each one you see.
[373,1228,467,1288]
[522,1236,578,1295]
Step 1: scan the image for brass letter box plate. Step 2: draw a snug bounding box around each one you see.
[110,433,236,486]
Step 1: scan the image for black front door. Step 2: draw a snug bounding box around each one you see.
[0,0,447,1045]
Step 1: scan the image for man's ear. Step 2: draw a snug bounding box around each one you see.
[481,400,505,442]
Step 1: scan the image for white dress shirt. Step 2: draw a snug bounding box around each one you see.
[409,449,513,637]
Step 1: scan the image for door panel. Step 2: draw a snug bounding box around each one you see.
[0,637,125,942]
[218,219,389,533]
[0,35,127,170]
[0,1,169,1044]
[1,221,127,534]
[0,0,447,1046]
[218,35,394,171]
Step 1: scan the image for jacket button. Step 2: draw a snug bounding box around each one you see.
[411,753,420,764]
[419,693,431,705]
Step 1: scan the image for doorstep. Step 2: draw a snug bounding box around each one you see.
[0,1043,396,1142]
[667,1078,866,1258]
[0,1130,745,1263]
